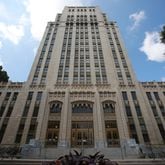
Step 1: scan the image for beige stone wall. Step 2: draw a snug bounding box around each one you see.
[0,7,165,149]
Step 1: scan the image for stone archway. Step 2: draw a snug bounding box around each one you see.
[71,101,94,148]
[45,101,63,147]
[102,100,120,147]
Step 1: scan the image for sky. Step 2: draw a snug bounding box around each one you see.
[0,0,165,82]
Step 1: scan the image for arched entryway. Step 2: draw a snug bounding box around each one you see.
[102,100,120,147]
[45,101,62,147]
[71,101,94,148]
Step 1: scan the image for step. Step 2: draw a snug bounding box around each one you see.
[0,159,43,165]
[0,159,165,165]
[117,159,165,165]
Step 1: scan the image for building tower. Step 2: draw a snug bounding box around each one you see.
[0,6,165,158]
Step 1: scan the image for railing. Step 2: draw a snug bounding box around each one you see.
[45,139,58,147]
[139,144,165,159]
[107,139,120,147]
[71,139,94,148]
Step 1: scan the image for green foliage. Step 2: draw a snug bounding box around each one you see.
[0,65,9,82]
[160,25,165,44]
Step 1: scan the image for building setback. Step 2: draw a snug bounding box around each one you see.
[0,6,165,158]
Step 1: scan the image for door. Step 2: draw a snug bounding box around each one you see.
[71,121,94,147]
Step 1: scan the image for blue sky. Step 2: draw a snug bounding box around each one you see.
[0,0,165,82]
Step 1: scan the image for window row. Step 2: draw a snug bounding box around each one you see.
[68,8,95,12]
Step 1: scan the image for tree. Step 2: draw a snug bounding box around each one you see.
[0,65,9,82]
[160,25,165,44]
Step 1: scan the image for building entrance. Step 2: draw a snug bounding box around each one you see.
[71,121,94,147]
[105,120,120,147]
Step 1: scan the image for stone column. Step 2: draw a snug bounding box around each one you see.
[115,92,130,142]
[35,91,48,140]
[58,89,69,148]
[2,90,27,144]
[93,90,106,148]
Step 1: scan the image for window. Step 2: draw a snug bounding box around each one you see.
[0,106,5,117]
[41,77,46,84]
[0,92,12,117]
[122,92,128,100]
[105,120,119,147]
[48,121,60,129]
[153,92,160,100]
[105,121,117,128]
[46,120,60,146]
[143,133,150,142]
[159,106,165,116]
[0,123,7,143]
[15,119,25,143]
[131,91,137,100]
[50,101,62,113]
[71,121,94,147]
[26,118,37,143]
[156,118,165,140]
[22,92,33,117]
[36,92,42,101]
[146,92,152,100]
[15,134,22,143]
[103,101,115,113]
[23,106,29,117]
[135,106,142,116]
[72,102,93,113]
[27,92,33,100]
[12,92,18,101]
[117,72,122,78]
[6,106,14,117]
[163,92,165,96]
[5,92,11,100]
[126,72,131,78]
[32,106,39,117]
[151,106,158,116]
[125,106,132,116]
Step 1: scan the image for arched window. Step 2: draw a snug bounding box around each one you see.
[50,101,62,113]
[72,101,93,113]
[102,101,115,113]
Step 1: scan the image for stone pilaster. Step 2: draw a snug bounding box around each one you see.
[93,90,106,148]
[58,89,69,148]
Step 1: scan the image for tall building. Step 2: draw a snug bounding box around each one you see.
[0,6,165,158]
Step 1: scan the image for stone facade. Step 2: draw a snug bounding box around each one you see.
[0,6,164,158]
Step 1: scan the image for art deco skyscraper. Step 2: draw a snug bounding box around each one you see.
[0,6,164,158]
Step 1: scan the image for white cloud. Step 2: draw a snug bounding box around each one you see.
[0,2,28,45]
[161,77,165,81]
[0,22,24,45]
[0,13,27,45]
[0,41,2,49]
[140,31,165,62]
[19,14,30,26]
[23,0,93,40]
[129,10,146,31]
